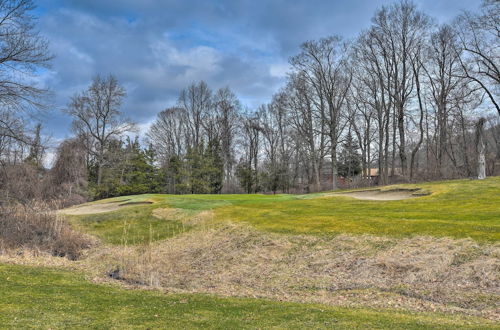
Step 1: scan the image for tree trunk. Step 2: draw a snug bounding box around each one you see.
[410,62,425,181]
[331,145,338,190]
[476,118,486,180]
[398,106,407,178]
[97,153,104,187]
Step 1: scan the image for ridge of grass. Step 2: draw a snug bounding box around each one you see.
[0,263,497,329]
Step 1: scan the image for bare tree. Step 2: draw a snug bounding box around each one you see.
[456,0,500,116]
[147,107,188,163]
[213,87,240,182]
[49,137,88,202]
[0,0,52,164]
[290,36,351,189]
[422,25,465,177]
[0,0,52,111]
[284,74,326,192]
[354,30,393,185]
[65,75,135,187]
[409,44,426,180]
[178,81,212,148]
[371,0,430,177]
[239,111,261,193]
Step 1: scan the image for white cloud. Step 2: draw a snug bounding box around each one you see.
[269,63,289,78]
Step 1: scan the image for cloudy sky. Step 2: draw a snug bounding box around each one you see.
[35,0,481,141]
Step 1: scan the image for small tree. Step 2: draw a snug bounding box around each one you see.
[164,155,190,194]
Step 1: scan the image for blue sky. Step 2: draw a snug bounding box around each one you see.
[35,0,482,141]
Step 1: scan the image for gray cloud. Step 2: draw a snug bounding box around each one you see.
[37,0,481,139]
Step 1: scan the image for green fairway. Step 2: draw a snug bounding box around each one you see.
[66,177,500,244]
[217,177,500,241]
[0,264,496,329]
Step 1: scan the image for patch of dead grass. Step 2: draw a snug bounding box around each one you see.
[2,218,498,321]
[70,223,499,321]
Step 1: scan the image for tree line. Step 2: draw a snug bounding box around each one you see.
[0,0,499,204]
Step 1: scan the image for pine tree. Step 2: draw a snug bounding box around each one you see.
[235,162,256,193]
[204,139,224,193]
[338,132,361,178]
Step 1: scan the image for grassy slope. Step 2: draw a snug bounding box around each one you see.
[1,264,496,329]
[68,177,500,244]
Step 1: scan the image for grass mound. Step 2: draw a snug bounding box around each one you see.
[84,223,499,320]
[1,264,497,329]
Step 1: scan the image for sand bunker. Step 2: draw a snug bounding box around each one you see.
[341,189,426,201]
[60,200,153,215]
[119,201,153,207]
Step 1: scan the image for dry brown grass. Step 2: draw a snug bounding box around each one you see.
[0,202,94,260]
[74,222,499,320]
[1,205,497,320]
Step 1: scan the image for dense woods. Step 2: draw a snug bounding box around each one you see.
[0,0,499,203]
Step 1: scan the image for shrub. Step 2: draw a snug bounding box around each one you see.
[0,202,93,259]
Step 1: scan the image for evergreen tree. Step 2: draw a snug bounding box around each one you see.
[205,139,224,193]
[186,143,210,193]
[165,154,190,194]
[235,162,256,193]
[338,132,361,178]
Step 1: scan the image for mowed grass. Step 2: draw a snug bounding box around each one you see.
[66,177,500,244]
[0,264,497,329]
[66,194,296,244]
[216,177,500,242]
[69,204,188,245]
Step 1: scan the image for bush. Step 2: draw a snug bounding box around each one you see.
[0,202,93,259]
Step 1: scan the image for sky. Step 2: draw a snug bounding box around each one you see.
[34,0,482,143]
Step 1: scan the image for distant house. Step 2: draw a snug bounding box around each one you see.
[363,168,379,179]
[362,167,405,184]
[322,163,375,188]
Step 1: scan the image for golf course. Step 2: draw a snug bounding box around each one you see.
[1,177,499,329]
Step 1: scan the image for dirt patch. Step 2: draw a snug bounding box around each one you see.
[60,200,153,215]
[341,188,428,201]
